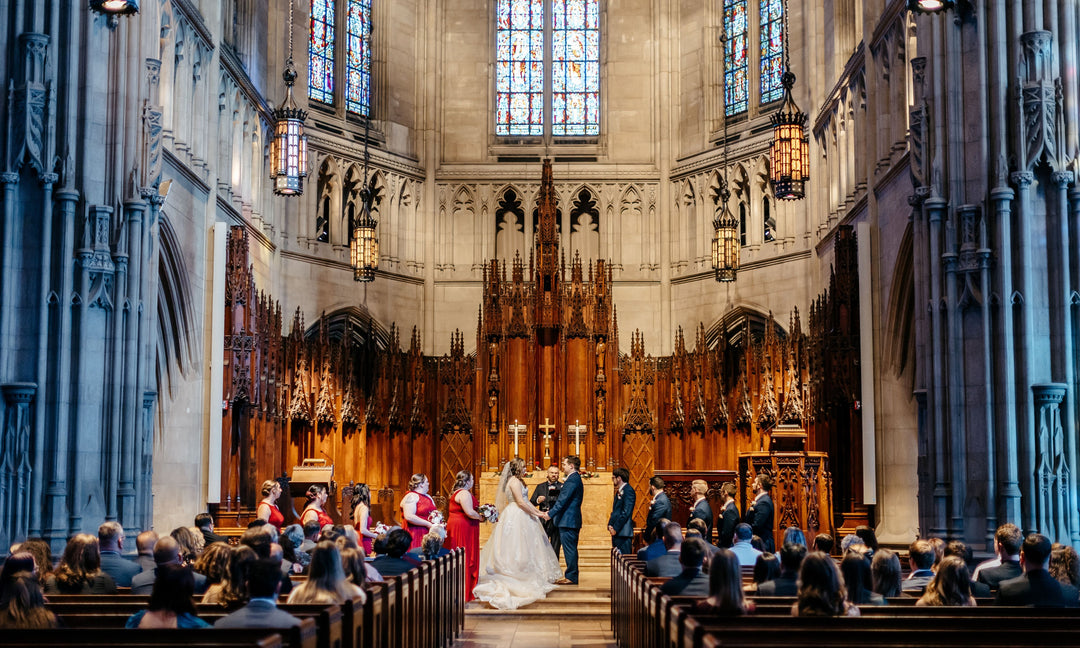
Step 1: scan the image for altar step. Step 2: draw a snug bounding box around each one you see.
[466,563,611,620]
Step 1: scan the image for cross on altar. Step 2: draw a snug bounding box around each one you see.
[567,420,587,458]
[508,420,527,458]
[539,418,556,460]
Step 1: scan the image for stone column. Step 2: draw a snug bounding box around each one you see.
[0,383,36,551]
[1011,170,1037,534]
[1051,171,1078,543]
[924,196,948,536]
[1031,383,1068,541]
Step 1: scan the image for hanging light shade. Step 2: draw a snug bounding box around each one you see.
[770,71,809,201]
[907,0,953,12]
[270,61,308,196]
[712,191,739,282]
[89,0,139,15]
[350,183,379,281]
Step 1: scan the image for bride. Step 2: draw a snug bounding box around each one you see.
[472,458,563,609]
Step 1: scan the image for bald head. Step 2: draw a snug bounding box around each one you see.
[136,530,159,556]
[153,535,181,565]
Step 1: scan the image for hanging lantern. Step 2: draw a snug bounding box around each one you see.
[907,0,953,12]
[351,182,379,281]
[712,186,739,283]
[89,0,139,15]
[770,71,809,201]
[270,61,308,196]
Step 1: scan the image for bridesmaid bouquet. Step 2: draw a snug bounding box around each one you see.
[428,510,445,526]
[374,522,391,536]
[478,503,499,523]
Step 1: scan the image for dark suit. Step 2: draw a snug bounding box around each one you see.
[659,568,710,596]
[637,539,667,562]
[995,569,1080,607]
[969,579,991,598]
[644,492,672,543]
[608,484,637,554]
[131,566,208,595]
[135,555,155,573]
[99,550,141,588]
[717,500,739,548]
[214,599,302,628]
[901,569,935,594]
[645,550,683,578]
[547,471,584,583]
[531,480,562,557]
[977,560,1022,591]
[757,573,799,596]
[690,499,714,543]
[745,493,775,552]
[201,529,229,546]
[371,555,418,578]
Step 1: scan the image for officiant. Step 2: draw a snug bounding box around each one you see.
[531,465,563,557]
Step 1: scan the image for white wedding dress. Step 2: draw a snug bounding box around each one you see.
[472,477,562,609]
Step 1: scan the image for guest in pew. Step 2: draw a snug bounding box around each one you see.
[135,531,158,573]
[870,549,902,598]
[351,483,380,556]
[256,479,286,531]
[299,520,320,553]
[729,523,762,568]
[204,545,256,607]
[943,540,991,598]
[901,539,936,594]
[659,538,711,597]
[410,526,450,561]
[813,533,834,555]
[745,474,775,552]
[340,547,369,591]
[215,559,301,629]
[693,548,754,616]
[750,536,765,552]
[45,533,117,595]
[332,528,383,583]
[97,521,140,588]
[288,540,366,605]
[301,484,335,530]
[241,525,292,596]
[792,552,860,617]
[995,533,1080,608]
[1,553,36,586]
[779,527,807,554]
[688,480,713,543]
[270,543,298,594]
[637,518,670,562]
[371,528,419,578]
[758,543,805,596]
[840,552,886,606]
[929,537,946,568]
[196,513,228,546]
[282,524,310,569]
[917,555,976,607]
[643,476,672,545]
[645,521,684,578]
[749,553,780,593]
[1050,543,1080,590]
[716,483,739,549]
[686,519,720,557]
[855,525,879,559]
[195,542,233,593]
[977,523,1024,591]
[19,539,54,587]
[839,533,866,556]
[131,536,208,595]
[126,564,210,628]
[0,568,59,629]
[170,526,202,565]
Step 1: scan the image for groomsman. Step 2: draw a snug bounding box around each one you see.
[716,482,739,548]
[608,468,637,554]
[643,476,672,543]
[745,474,775,552]
[531,465,563,557]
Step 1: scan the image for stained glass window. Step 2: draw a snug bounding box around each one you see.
[759,0,784,104]
[496,0,545,136]
[723,0,748,116]
[552,0,600,136]
[345,0,372,116]
[309,0,335,104]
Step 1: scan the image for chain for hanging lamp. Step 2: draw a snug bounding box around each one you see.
[713,30,739,282]
[270,1,308,196]
[769,0,808,201]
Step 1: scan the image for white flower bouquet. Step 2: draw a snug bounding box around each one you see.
[478,503,499,523]
[428,510,445,526]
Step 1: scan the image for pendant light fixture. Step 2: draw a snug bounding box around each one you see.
[769,0,809,201]
[350,119,379,282]
[713,31,739,283]
[270,0,309,197]
[89,0,139,15]
[907,0,953,12]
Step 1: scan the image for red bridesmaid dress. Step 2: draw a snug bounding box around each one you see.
[402,492,437,549]
[445,489,480,601]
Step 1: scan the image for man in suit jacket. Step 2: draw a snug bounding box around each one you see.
[544,455,584,584]
[643,476,672,544]
[97,522,140,587]
[215,559,301,628]
[688,479,713,543]
[996,534,1080,607]
[716,482,739,548]
[659,538,710,597]
[371,528,418,578]
[196,512,228,546]
[645,521,684,577]
[902,539,936,594]
[745,474,775,552]
[978,523,1024,591]
[132,536,208,594]
[531,465,563,557]
[134,530,158,573]
[608,468,637,554]
[973,523,1022,581]
[637,518,670,561]
[757,542,805,596]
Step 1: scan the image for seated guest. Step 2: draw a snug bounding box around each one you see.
[339,547,369,590]
[730,523,762,567]
[792,552,860,617]
[409,526,450,561]
[901,539,936,594]
[943,540,991,598]
[780,527,807,552]
[196,513,228,546]
[918,555,976,606]
[758,542,806,596]
[18,539,53,587]
[977,523,1023,591]
[170,526,202,564]
[637,518,669,561]
[126,563,210,628]
[750,552,780,592]
[659,538,710,597]
[241,524,292,596]
[841,551,885,605]
[693,548,754,616]
[132,536,208,595]
[996,533,1080,607]
[645,521,684,577]
[871,549,902,598]
[215,559,301,628]
[813,533,834,555]
[840,533,867,556]
[45,533,117,594]
[929,537,945,568]
[750,535,765,552]
[372,528,420,578]
[1,553,36,586]
[687,519,720,555]
[855,525,879,558]
[1050,543,1080,589]
[281,524,310,568]
[98,521,140,587]
[269,542,297,595]
[203,545,256,607]
[195,543,234,596]
[288,541,365,604]
[299,520,320,553]
[135,530,158,572]
[0,568,59,629]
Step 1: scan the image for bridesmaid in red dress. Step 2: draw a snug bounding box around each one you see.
[256,479,285,530]
[350,483,378,556]
[400,473,438,549]
[445,470,481,601]
[301,484,334,529]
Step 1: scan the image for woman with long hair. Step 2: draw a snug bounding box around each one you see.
[781,527,807,549]
[840,552,885,605]
[694,548,754,616]
[44,534,117,594]
[288,541,365,605]
[194,542,232,588]
[125,564,210,628]
[18,539,53,587]
[256,479,286,530]
[400,473,438,549]
[1051,543,1080,588]
[339,547,368,590]
[792,552,859,617]
[301,484,334,529]
[917,556,976,607]
[0,569,59,629]
[751,552,780,592]
[871,548,902,598]
[350,483,378,555]
[445,470,481,601]
[171,527,202,564]
[203,545,256,608]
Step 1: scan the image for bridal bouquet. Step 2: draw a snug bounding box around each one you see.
[428,510,445,526]
[478,503,499,523]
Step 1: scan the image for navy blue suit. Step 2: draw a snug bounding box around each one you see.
[644,492,672,542]
[746,493,775,552]
[608,484,636,554]
[547,471,583,583]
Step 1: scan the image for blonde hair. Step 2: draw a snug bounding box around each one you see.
[508,458,527,479]
[288,541,364,605]
[408,474,428,491]
[260,479,279,497]
[691,479,709,497]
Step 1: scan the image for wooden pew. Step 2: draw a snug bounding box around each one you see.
[1,629,285,648]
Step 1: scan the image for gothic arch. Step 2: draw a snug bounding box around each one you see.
[884,222,915,381]
[495,185,526,262]
[155,215,198,398]
[342,163,365,244]
[315,157,341,243]
[704,305,787,350]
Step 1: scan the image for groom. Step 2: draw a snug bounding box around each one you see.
[543,455,583,585]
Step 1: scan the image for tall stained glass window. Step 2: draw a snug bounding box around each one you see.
[552,0,600,136]
[496,0,544,136]
[759,0,784,104]
[309,0,335,104]
[723,0,748,116]
[346,0,372,116]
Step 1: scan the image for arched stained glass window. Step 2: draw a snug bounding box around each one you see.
[496,0,545,136]
[552,0,600,136]
[346,0,372,116]
[759,0,784,104]
[309,0,335,104]
[724,0,749,116]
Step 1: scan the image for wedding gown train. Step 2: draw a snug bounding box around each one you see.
[471,481,562,610]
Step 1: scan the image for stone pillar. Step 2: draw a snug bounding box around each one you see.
[924,196,948,536]
[1,383,37,550]
[1031,383,1069,541]
[1011,170,1037,534]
